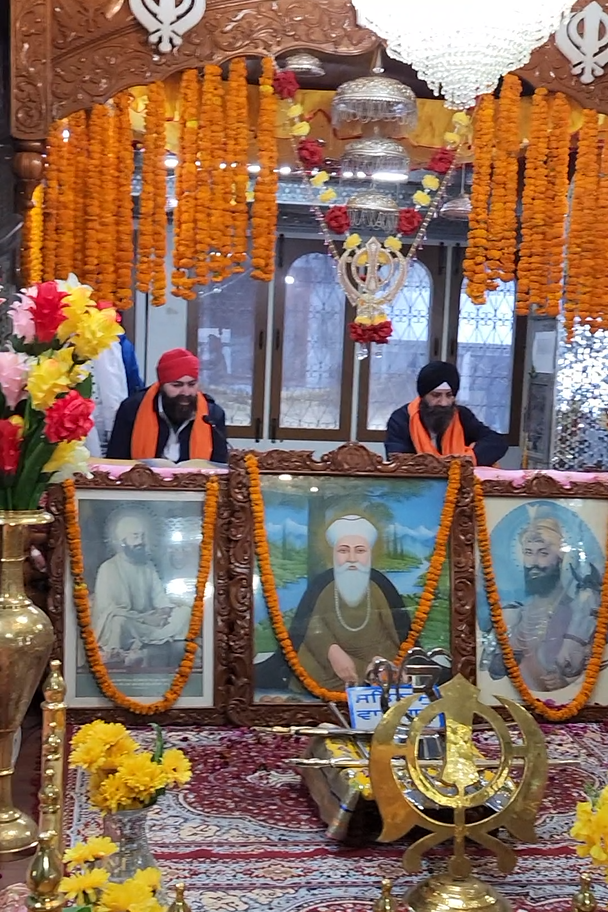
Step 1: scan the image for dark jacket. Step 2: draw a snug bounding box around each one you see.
[385,403,508,466]
[118,336,144,395]
[106,388,228,464]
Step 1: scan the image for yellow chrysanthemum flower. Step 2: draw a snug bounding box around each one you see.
[413,190,431,208]
[319,188,337,203]
[161,749,192,787]
[69,738,113,774]
[343,234,361,250]
[287,103,303,118]
[290,121,310,137]
[95,773,139,814]
[384,236,402,252]
[59,867,109,904]
[132,867,163,893]
[99,877,154,912]
[63,836,118,870]
[71,309,123,362]
[27,356,72,410]
[310,170,329,187]
[115,755,169,798]
[422,174,440,192]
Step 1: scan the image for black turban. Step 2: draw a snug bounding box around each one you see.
[416,361,460,398]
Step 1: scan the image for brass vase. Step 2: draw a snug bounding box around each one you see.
[0,510,55,856]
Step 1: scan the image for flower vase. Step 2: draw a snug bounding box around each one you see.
[103,807,163,894]
[0,510,54,857]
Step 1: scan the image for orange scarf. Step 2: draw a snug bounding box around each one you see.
[407,398,477,464]
[131,383,213,461]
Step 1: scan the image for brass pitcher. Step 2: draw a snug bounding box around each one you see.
[0,510,55,856]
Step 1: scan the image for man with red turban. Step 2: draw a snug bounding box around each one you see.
[106,348,227,463]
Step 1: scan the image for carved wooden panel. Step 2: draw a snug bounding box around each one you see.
[10,0,52,139]
[227,443,477,726]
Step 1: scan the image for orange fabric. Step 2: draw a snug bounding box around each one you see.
[407,398,477,465]
[131,383,212,460]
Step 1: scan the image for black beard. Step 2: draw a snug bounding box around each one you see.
[162,392,197,426]
[123,543,147,564]
[524,562,562,597]
[420,399,456,436]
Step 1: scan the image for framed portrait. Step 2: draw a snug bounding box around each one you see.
[476,472,608,720]
[228,444,476,725]
[46,465,230,723]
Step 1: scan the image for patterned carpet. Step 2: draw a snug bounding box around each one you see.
[63,724,608,912]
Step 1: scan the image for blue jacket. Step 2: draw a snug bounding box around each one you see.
[119,335,144,395]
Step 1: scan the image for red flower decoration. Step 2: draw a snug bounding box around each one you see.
[348,320,393,344]
[427,148,456,174]
[398,208,424,236]
[0,420,21,474]
[273,69,300,100]
[298,138,324,169]
[325,206,351,235]
[30,281,69,343]
[44,390,95,443]
[97,300,122,324]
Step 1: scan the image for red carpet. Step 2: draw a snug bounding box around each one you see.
[63,724,608,912]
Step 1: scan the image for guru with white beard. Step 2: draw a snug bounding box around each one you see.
[293,515,408,691]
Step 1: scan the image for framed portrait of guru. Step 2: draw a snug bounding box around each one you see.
[227,443,476,725]
[46,464,230,724]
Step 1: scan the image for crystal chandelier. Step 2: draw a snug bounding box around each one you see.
[350,1,574,109]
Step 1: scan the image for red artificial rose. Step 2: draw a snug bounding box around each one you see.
[44,390,95,443]
[325,205,351,235]
[298,138,324,169]
[30,281,69,343]
[427,148,456,174]
[273,69,300,100]
[348,320,393,344]
[0,420,21,474]
[397,208,424,236]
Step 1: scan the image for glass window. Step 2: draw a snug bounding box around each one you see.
[457,279,516,433]
[279,252,346,430]
[366,260,432,431]
[197,271,259,427]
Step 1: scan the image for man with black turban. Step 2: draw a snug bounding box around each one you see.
[384,361,508,466]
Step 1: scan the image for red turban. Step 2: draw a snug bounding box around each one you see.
[157,348,199,384]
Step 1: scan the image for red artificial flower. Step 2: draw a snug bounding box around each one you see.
[30,281,69,343]
[325,206,351,235]
[427,148,456,174]
[273,69,300,100]
[348,320,393,344]
[0,420,21,474]
[44,390,95,443]
[398,208,424,236]
[298,138,324,169]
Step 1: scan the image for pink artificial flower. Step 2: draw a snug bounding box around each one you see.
[0,351,29,409]
[9,294,35,343]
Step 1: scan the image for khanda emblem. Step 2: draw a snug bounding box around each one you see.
[368,675,548,878]
[555,1,608,86]
[337,237,408,322]
[128,0,207,53]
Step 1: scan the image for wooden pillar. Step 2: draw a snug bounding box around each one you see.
[12,139,46,216]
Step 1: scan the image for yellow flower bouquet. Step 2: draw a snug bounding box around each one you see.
[59,835,166,911]
[69,721,192,814]
[571,785,608,870]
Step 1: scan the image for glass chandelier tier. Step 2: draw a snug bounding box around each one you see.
[350,0,574,109]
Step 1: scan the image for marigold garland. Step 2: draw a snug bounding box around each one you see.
[172,70,200,300]
[151,82,168,307]
[245,453,461,701]
[137,81,167,304]
[487,75,522,286]
[42,120,63,282]
[592,123,608,332]
[21,183,44,286]
[474,477,608,722]
[69,110,88,282]
[63,475,219,714]
[517,88,549,316]
[83,106,106,290]
[98,105,118,301]
[463,96,494,305]
[195,65,215,287]
[542,94,571,319]
[114,90,135,309]
[251,58,279,282]
[227,57,250,274]
[207,65,229,283]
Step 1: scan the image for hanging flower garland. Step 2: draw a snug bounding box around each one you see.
[250,57,279,281]
[152,82,168,307]
[592,123,608,332]
[172,69,200,300]
[474,477,608,722]
[99,104,118,302]
[63,475,219,714]
[227,57,250,274]
[517,88,549,316]
[137,81,167,305]
[42,120,64,282]
[543,93,571,320]
[487,75,522,286]
[114,90,135,310]
[83,105,106,290]
[21,183,44,287]
[54,121,73,281]
[69,109,88,283]
[462,95,494,305]
[245,452,461,702]
[208,64,230,283]
[195,64,215,287]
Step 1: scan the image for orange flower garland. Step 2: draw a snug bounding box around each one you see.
[83,105,106,290]
[543,94,571,319]
[195,65,215,287]
[517,88,549,316]
[206,65,229,282]
[137,81,166,302]
[99,105,118,301]
[251,57,279,282]
[474,477,608,722]
[487,76,522,286]
[21,183,44,286]
[564,110,599,339]
[69,110,88,282]
[42,120,63,282]
[172,70,200,300]
[592,124,608,331]
[152,81,168,307]
[245,453,461,702]
[114,90,135,309]
[463,96,494,304]
[229,58,250,272]
[63,475,219,714]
